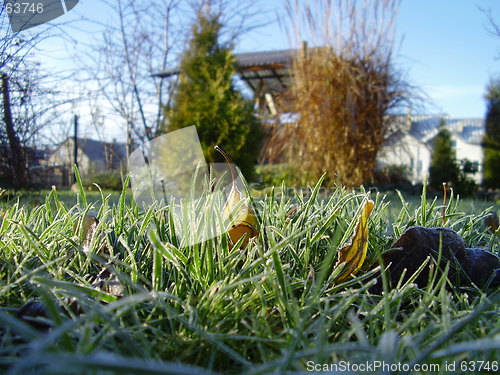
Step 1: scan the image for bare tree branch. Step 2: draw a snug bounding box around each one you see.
[75,0,182,151]
[0,4,78,187]
[479,6,500,60]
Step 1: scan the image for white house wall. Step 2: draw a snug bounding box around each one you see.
[453,135,483,183]
[47,139,108,177]
[379,134,431,184]
[378,129,484,185]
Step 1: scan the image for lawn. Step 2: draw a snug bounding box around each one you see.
[0,178,499,374]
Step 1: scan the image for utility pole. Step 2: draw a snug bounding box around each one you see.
[73,114,78,182]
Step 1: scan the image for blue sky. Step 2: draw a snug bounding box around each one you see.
[31,0,500,141]
[235,0,500,118]
[394,0,499,117]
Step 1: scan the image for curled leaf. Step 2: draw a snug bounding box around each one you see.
[334,199,374,283]
[215,146,259,249]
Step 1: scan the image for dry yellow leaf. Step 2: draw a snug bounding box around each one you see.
[227,216,259,248]
[222,175,259,248]
[334,199,374,283]
[215,146,259,249]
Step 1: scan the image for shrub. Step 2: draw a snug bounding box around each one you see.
[370,164,415,192]
[429,125,460,191]
[255,164,294,186]
[82,171,123,191]
[265,0,409,187]
[483,78,500,188]
[429,126,478,196]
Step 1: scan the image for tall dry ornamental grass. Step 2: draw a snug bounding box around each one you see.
[273,0,409,187]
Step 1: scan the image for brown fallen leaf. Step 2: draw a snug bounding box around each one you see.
[334,199,374,283]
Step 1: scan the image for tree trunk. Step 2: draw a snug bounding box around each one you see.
[2,74,27,188]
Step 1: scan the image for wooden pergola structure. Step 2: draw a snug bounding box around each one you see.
[155,49,295,117]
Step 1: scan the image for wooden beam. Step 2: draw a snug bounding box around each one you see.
[239,73,289,81]
[237,63,287,72]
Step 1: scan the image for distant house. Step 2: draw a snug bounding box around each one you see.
[46,137,127,185]
[378,116,484,184]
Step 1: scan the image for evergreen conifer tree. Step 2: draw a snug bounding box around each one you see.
[483,79,500,188]
[164,9,262,179]
[429,121,460,190]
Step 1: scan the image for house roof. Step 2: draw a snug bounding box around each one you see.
[390,115,485,146]
[408,116,484,145]
[236,49,294,69]
[77,138,127,161]
[51,138,127,162]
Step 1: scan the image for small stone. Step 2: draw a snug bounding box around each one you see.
[15,300,51,331]
[81,215,99,252]
[16,300,48,318]
[70,183,80,193]
[73,210,101,253]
